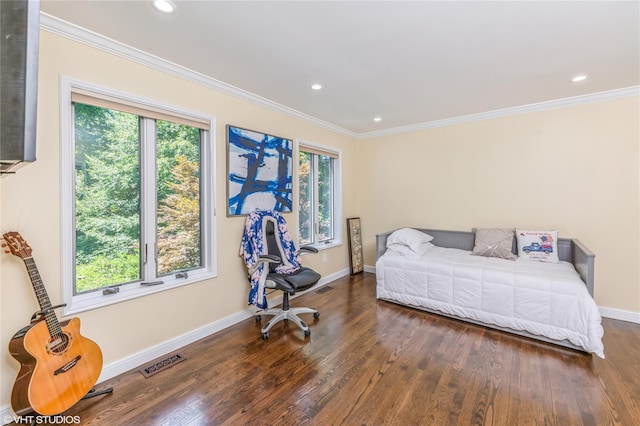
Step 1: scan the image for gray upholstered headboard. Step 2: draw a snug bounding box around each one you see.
[375,228,595,296]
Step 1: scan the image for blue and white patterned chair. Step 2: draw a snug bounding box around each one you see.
[240,210,320,339]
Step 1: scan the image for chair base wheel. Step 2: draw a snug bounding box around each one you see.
[262,332,269,339]
[255,315,262,322]
[313,312,320,319]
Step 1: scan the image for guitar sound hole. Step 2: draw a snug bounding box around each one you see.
[47,333,70,354]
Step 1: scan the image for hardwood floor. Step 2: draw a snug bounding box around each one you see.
[25,273,640,425]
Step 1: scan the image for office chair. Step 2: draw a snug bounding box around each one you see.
[240,210,321,339]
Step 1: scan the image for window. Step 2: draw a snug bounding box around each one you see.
[61,78,216,313]
[298,141,341,247]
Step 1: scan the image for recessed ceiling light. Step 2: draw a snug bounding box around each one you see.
[374,117,382,122]
[311,83,322,90]
[152,0,176,13]
[571,74,588,83]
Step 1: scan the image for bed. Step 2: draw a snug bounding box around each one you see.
[375,228,604,357]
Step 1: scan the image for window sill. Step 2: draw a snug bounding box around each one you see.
[304,240,342,252]
[63,270,216,316]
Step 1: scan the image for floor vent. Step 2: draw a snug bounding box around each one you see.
[316,286,334,294]
[139,352,186,378]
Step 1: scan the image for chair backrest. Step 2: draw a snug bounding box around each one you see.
[264,219,280,272]
[242,210,301,275]
[260,213,299,273]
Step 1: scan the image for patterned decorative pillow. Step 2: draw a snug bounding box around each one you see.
[471,228,516,260]
[516,229,560,263]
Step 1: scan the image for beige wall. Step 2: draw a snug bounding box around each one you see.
[1,28,639,412]
[0,32,356,407]
[356,96,640,314]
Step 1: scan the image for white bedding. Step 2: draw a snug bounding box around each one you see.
[376,246,605,358]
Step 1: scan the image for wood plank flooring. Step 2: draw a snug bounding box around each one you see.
[19,272,640,425]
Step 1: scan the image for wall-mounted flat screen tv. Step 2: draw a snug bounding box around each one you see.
[1,0,40,174]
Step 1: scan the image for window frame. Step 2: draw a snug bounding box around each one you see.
[296,139,342,249]
[60,77,217,315]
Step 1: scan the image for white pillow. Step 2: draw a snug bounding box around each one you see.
[516,229,560,263]
[387,241,434,257]
[386,228,434,254]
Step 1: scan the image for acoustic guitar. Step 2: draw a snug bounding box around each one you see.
[3,232,103,416]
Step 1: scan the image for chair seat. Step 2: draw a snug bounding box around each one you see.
[268,267,320,292]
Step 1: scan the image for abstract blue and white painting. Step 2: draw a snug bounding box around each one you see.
[227,125,293,216]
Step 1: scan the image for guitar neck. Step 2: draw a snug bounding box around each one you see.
[23,257,62,337]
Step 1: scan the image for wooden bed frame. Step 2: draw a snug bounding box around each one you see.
[375,228,597,352]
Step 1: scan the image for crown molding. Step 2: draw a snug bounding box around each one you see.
[40,13,638,141]
[356,85,640,139]
[39,13,356,138]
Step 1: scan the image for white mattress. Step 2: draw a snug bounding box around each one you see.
[376,246,604,358]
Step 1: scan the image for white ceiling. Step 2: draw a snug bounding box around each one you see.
[40,1,640,135]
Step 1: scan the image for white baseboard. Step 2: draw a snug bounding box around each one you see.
[1,268,351,424]
[96,268,348,385]
[599,306,640,323]
[1,406,12,425]
[1,308,251,422]
[364,264,376,273]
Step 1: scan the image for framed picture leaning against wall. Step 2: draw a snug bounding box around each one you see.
[347,217,363,275]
